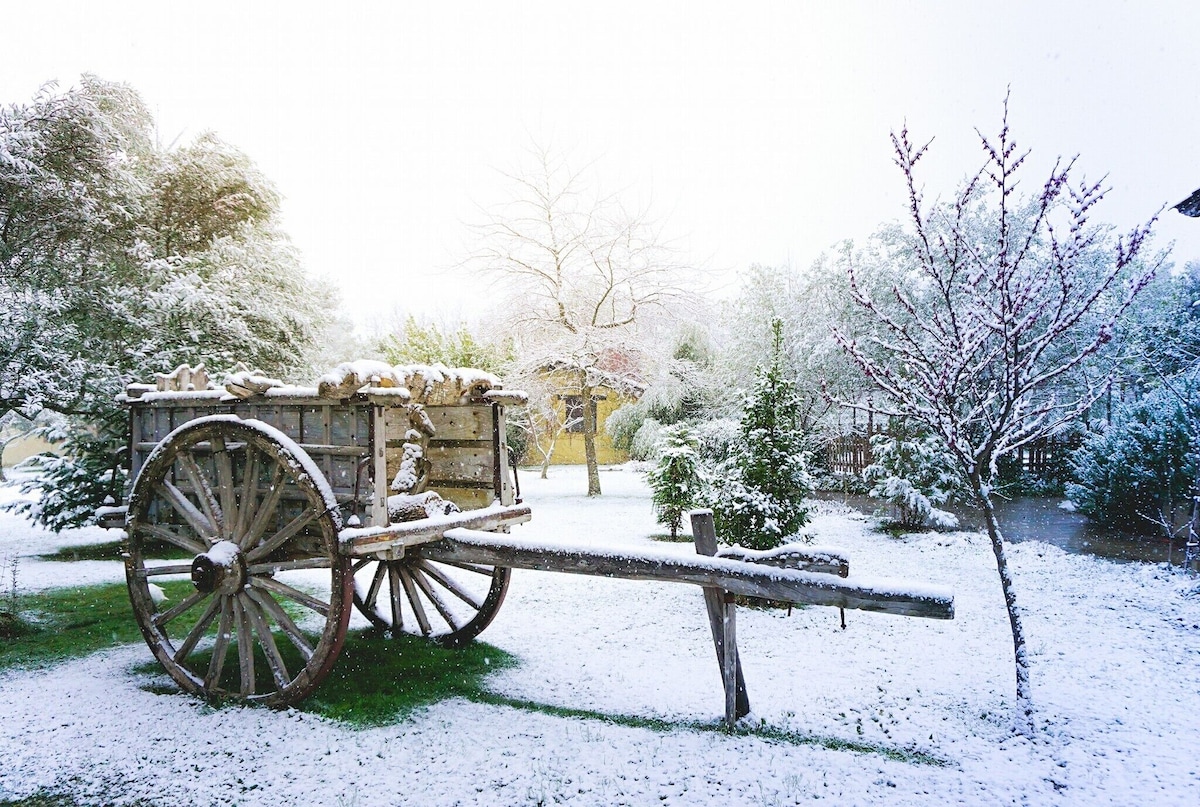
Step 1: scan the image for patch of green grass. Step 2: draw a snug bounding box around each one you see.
[0,583,145,671]
[0,610,37,639]
[131,626,517,729]
[0,794,77,807]
[648,532,696,543]
[3,576,513,728]
[474,693,950,766]
[0,787,157,807]
[295,629,516,727]
[37,537,189,563]
[36,540,124,562]
[0,794,88,807]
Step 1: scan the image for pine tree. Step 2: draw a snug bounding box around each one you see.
[647,422,702,539]
[713,319,812,550]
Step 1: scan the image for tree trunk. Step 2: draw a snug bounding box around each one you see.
[580,373,601,496]
[539,433,552,479]
[973,480,1034,733]
[0,435,12,482]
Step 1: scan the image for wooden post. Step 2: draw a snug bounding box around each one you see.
[690,509,750,728]
[722,591,738,728]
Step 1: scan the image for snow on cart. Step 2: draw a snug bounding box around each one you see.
[105,360,954,726]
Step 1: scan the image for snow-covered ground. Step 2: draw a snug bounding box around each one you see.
[1,466,1198,806]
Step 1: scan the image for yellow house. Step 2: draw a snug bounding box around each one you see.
[531,366,640,466]
[549,383,630,465]
[1,431,59,469]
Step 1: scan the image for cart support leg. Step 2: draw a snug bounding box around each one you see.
[722,591,738,729]
[690,510,750,728]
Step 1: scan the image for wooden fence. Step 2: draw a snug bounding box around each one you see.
[825,432,876,476]
[824,431,1078,479]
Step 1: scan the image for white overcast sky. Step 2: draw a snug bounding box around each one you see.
[5,1,1199,330]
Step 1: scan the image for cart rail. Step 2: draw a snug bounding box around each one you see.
[339,504,533,556]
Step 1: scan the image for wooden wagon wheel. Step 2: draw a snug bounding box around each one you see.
[125,416,352,706]
[350,555,509,648]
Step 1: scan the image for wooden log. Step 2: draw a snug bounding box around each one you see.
[690,510,750,726]
[418,529,955,619]
[387,491,459,522]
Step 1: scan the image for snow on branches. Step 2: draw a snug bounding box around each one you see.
[833,99,1160,485]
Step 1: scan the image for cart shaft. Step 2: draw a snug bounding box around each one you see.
[417,528,954,619]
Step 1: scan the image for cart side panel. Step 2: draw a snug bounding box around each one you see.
[382,403,515,512]
[128,396,376,526]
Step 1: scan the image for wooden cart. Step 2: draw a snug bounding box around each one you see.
[111,368,954,724]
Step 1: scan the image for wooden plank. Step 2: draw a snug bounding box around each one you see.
[371,405,388,528]
[417,529,956,619]
[691,510,749,724]
[425,445,493,484]
[423,405,492,441]
[422,438,492,449]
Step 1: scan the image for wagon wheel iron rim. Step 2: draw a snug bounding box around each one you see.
[350,555,509,648]
[125,417,352,707]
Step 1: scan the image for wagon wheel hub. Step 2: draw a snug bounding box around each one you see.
[190,540,246,596]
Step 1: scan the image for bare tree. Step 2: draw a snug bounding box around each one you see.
[473,147,685,495]
[833,102,1160,731]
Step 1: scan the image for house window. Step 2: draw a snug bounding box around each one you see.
[561,395,599,434]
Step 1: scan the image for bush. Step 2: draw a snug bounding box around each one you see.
[604,402,646,453]
[8,414,127,531]
[692,418,741,465]
[629,418,664,461]
[1067,387,1200,535]
[863,422,963,530]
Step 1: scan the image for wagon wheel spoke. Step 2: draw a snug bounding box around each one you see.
[212,436,237,528]
[240,592,291,691]
[137,563,195,578]
[246,587,315,661]
[135,523,207,557]
[241,464,286,550]
[173,595,223,663]
[126,417,351,707]
[233,445,260,543]
[160,480,216,541]
[245,557,334,574]
[407,565,464,633]
[204,597,235,690]
[351,555,509,647]
[250,576,330,617]
[439,561,497,576]
[152,590,210,628]
[235,596,256,697]
[362,562,387,614]
[398,568,431,635]
[419,560,485,609]
[244,509,318,563]
[388,562,405,632]
[179,453,224,537]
